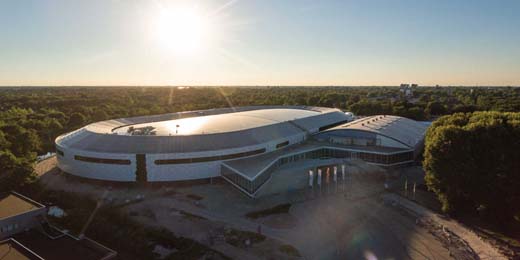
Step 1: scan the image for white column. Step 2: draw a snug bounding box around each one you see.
[333,166,337,183]
[325,168,330,184]
[341,164,346,180]
[317,169,322,186]
[309,170,314,188]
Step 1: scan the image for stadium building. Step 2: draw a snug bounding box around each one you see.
[55,106,427,197]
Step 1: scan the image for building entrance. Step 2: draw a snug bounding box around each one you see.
[308,161,351,194]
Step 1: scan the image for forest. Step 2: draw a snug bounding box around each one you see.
[1,86,520,192]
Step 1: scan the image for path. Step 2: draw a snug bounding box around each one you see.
[383,193,508,260]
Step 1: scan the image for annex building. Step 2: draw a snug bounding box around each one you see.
[0,192,116,260]
[55,106,428,197]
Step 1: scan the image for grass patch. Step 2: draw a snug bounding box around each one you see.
[279,244,301,257]
[224,229,266,248]
[245,203,291,219]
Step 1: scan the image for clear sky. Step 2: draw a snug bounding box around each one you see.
[0,0,519,86]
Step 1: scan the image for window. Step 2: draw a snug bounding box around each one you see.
[276,141,289,149]
[318,120,351,131]
[74,155,131,165]
[155,148,266,165]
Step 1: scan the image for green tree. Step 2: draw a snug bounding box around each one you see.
[425,101,447,116]
[0,130,9,150]
[92,109,109,122]
[0,124,41,158]
[0,150,37,192]
[424,112,520,226]
[68,112,87,128]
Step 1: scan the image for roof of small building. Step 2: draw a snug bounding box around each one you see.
[0,239,43,260]
[14,230,116,260]
[0,192,44,220]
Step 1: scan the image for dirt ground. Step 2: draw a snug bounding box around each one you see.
[37,157,459,259]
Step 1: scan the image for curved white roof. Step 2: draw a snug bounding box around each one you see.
[113,109,320,136]
[56,106,349,154]
[323,115,428,148]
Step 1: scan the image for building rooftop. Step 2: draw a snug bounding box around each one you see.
[0,239,43,260]
[0,193,44,220]
[14,230,116,260]
[113,108,320,136]
[324,115,428,148]
[56,106,350,154]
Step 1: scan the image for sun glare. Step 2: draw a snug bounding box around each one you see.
[153,6,212,56]
[166,116,209,135]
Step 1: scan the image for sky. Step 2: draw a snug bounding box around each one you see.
[0,0,519,86]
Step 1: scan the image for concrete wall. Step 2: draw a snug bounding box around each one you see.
[0,207,46,239]
[56,145,136,182]
[57,132,307,182]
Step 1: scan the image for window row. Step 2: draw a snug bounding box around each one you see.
[155,148,266,165]
[222,165,273,195]
[74,155,131,165]
[0,223,19,233]
[318,120,351,131]
[276,141,290,149]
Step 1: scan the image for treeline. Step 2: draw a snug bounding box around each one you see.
[1,86,520,192]
[424,111,520,228]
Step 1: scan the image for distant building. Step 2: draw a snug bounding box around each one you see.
[400,83,417,98]
[0,192,116,260]
[55,106,428,198]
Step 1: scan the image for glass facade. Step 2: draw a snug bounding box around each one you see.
[315,130,379,146]
[155,148,266,165]
[222,147,414,196]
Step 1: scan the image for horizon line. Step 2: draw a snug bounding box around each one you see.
[0,85,519,88]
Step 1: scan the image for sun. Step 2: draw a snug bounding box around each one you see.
[153,6,212,56]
